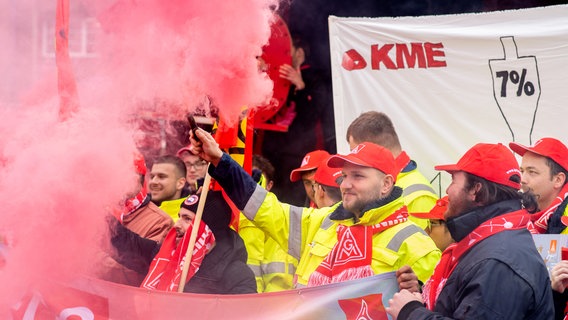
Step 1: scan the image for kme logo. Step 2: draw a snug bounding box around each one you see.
[342,42,447,71]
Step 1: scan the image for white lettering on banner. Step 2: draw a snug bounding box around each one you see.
[18,291,96,320]
[21,292,43,320]
[58,307,94,320]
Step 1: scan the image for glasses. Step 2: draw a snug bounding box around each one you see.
[186,160,207,170]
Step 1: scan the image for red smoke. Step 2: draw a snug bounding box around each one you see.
[0,0,277,313]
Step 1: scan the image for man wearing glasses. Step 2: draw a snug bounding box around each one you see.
[177,146,208,195]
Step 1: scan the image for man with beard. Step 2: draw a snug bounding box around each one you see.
[108,191,257,294]
[346,111,438,230]
[190,128,440,288]
[386,143,553,319]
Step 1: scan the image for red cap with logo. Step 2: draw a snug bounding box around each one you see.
[509,137,568,172]
[435,143,521,189]
[314,155,343,187]
[412,196,448,220]
[327,142,397,182]
[290,150,330,182]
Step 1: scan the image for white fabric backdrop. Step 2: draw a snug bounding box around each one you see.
[329,5,568,193]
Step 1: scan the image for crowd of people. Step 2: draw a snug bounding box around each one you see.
[94,103,568,319]
[82,20,568,317]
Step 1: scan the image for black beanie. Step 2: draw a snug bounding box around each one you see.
[180,191,232,233]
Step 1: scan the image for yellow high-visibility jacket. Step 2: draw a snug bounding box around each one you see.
[239,212,298,292]
[260,237,297,292]
[397,161,439,229]
[158,197,187,222]
[211,154,441,287]
[238,215,265,292]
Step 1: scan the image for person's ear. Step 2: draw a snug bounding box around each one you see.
[469,182,482,202]
[554,172,567,189]
[381,174,395,195]
[266,180,274,191]
[176,177,187,190]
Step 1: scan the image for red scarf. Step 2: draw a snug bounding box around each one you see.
[119,185,148,223]
[422,210,530,310]
[140,221,215,292]
[528,183,568,233]
[307,208,408,287]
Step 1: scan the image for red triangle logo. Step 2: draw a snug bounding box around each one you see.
[335,227,365,264]
[338,293,388,320]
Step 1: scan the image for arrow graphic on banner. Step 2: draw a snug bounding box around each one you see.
[489,36,541,144]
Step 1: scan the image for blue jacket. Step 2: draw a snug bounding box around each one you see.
[399,200,554,319]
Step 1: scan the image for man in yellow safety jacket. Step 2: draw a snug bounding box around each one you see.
[191,129,440,287]
[347,111,439,229]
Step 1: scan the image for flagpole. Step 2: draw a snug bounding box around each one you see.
[177,169,212,292]
[55,0,79,121]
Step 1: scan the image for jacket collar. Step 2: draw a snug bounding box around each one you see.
[330,186,403,223]
[446,199,522,242]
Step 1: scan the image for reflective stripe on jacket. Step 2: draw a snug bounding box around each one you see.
[397,163,438,229]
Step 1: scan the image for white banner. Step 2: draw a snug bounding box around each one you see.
[10,273,397,320]
[329,5,568,191]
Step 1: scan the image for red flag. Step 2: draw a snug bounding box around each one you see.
[337,293,389,320]
[56,0,80,121]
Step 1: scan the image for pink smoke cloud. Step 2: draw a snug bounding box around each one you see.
[0,0,278,314]
[93,0,276,122]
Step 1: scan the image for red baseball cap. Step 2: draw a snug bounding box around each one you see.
[412,196,448,220]
[509,137,568,172]
[435,143,521,189]
[314,155,343,187]
[176,145,192,157]
[290,150,330,182]
[327,142,397,181]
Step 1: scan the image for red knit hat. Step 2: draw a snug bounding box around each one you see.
[509,137,568,172]
[314,155,343,187]
[435,143,521,189]
[412,196,448,220]
[290,150,330,182]
[180,191,232,233]
[327,142,397,182]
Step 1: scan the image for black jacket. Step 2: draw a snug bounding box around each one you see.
[109,219,257,295]
[399,200,554,319]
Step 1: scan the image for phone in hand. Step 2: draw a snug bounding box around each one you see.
[187,114,201,143]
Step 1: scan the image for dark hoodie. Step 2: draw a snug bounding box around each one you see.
[109,191,257,294]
